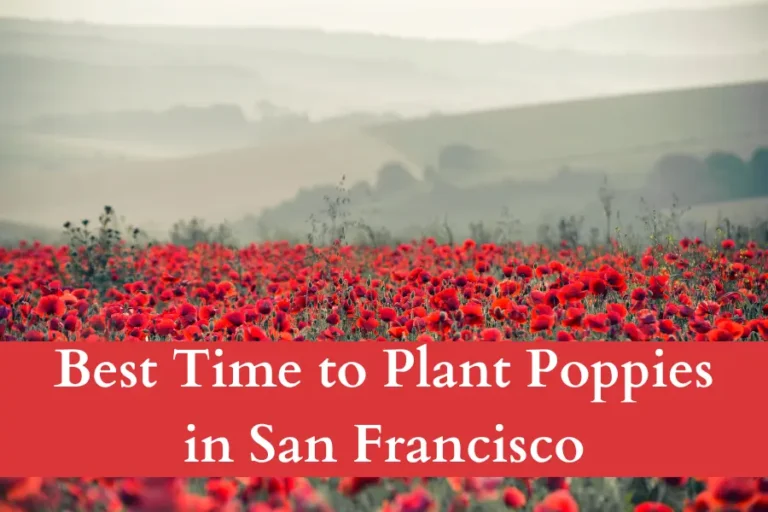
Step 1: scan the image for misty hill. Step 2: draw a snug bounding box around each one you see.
[252,146,768,244]
[3,17,768,124]
[4,80,767,234]
[254,81,768,239]
[28,105,255,149]
[0,53,263,123]
[0,126,418,228]
[520,1,768,56]
[370,80,768,181]
[2,102,401,174]
[0,219,62,246]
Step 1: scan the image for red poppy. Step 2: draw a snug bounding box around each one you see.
[530,315,555,333]
[503,487,527,508]
[533,490,579,512]
[634,503,674,512]
[34,295,65,317]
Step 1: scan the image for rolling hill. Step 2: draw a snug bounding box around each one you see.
[368,80,768,182]
[3,17,768,124]
[3,12,768,242]
[520,1,768,56]
[0,126,418,229]
[3,80,766,234]
[0,53,264,123]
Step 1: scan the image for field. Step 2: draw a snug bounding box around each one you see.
[1,477,766,512]
[2,14,768,512]
[1,205,767,511]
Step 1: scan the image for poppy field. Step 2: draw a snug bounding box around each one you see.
[1,208,768,511]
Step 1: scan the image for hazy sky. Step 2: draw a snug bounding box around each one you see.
[0,0,752,40]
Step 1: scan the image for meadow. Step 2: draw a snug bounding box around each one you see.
[1,204,767,511]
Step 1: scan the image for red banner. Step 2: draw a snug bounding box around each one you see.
[0,341,765,476]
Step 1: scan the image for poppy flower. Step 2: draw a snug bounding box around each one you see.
[357,310,379,332]
[338,477,380,496]
[634,503,674,512]
[34,295,65,317]
[530,315,555,333]
[533,490,579,512]
[557,283,587,304]
[503,487,526,508]
[480,328,503,341]
[708,477,757,505]
[460,301,484,327]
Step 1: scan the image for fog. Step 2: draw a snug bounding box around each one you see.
[1,1,767,245]
[0,0,745,39]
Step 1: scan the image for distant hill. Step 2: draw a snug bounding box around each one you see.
[0,220,62,246]
[2,17,768,123]
[0,126,418,229]
[4,81,767,232]
[250,82,768,238]
[369,80,768,181]
[520,1,768,56]
[28,104,255,149]
[0,53,263,123]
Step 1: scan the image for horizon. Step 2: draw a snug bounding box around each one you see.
[0,0,757,41]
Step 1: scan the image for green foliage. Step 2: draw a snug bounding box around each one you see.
[437,143,503,180]
[751,147,768,195]
[375,161,418,197]
[63,206,144,295]
[169,217,236,248]
[650,148,767,206]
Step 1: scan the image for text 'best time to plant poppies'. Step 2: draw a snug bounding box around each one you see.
[0,341,764,476]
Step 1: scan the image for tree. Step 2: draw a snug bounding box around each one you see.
[169,218,235,247]
[375,161,417,196]
[704,151,750,199]
[437,143,503,182]
[348,181,373,202]
[647,153,714,205]
[750,147,768,196]
[438,144,478,172]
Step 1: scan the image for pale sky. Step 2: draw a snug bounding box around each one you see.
[0,0,751,40]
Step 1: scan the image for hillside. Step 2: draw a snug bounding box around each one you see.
[0,127,218,173]
[520,1,768,56]
[4,80,766,235]
[0,127,417,229]
[0,220,62,245]
[0,54,263,123]
[368,80,768,182]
